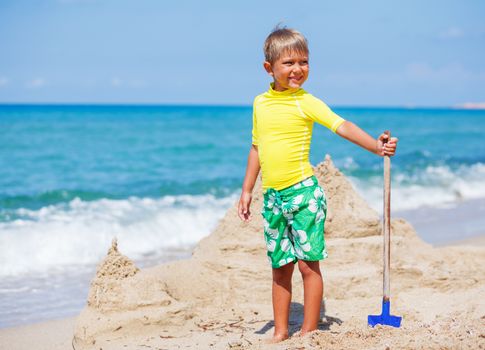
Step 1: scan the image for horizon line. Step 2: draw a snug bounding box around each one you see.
[1,102,484,110]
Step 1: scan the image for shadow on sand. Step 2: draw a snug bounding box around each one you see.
[255,300,343,336]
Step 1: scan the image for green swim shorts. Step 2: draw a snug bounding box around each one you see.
[262,175,328,268]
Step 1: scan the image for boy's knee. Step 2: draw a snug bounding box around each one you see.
[298,260,321,276]
[272,263,294,283]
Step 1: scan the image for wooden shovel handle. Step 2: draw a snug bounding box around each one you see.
[383,131,391,301]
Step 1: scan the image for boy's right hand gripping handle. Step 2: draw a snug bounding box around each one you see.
[383,130,391,148]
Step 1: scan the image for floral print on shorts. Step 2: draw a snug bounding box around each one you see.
[262,176,328,268]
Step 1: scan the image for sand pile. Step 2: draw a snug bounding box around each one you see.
[87,238,139,310]
[73,156,485,349]
[314,155,380,238]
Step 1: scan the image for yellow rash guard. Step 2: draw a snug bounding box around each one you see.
[252,83,345,190]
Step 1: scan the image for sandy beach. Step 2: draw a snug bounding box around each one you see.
[1,156,484,350]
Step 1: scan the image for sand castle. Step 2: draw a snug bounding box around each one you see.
[73,156,485,349]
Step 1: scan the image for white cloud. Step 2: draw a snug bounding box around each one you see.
[455,102,485,110]
[323,62,485,90]
[439,26,464,39]
[110,77,148,88]
[130,79,148,88]
[404,62,483,82]
[26,78,46,89]
[111,77,122,87]
[405,62,435,78]
[57,0,97,4]
[0,77,8,87]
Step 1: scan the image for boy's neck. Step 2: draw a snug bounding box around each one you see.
[271,81,301,92]
[273,81,287,92]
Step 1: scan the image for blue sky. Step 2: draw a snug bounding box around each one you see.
[0,0,484,106]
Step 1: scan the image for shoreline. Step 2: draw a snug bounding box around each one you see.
[0,247,194,329]
[394,197,485,245]
[0,317,76,350]
[439,232,485,247]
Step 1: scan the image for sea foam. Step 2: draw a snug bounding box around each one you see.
[2,163,485,276]
[350,162,485,212]
[0,194,237,276]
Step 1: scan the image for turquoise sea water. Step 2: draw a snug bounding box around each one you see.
[1,104,485,327]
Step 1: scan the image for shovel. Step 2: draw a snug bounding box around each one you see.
[368,131,402,328]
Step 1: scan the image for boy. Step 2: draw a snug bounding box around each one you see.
[237,27,398,342]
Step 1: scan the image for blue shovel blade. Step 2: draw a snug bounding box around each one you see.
[368,299,402,328]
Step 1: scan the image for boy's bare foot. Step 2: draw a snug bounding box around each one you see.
[266,332,289,343]
[299,328,316,337]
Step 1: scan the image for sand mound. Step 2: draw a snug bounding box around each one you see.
[72,156,485,350]
[87,238,139,310]
[314,155,381,238]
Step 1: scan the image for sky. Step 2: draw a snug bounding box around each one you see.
[0,0,484,106]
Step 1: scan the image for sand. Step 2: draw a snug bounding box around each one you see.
[1,155,484,349]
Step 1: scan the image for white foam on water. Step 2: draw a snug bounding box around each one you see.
[0,194,237,277]
[348,162,485,212]
[2,162,485,277]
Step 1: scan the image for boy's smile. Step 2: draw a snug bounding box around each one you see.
[264,51,309,92]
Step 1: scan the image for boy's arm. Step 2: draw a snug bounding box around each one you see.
[335,121,398,156]
[238,144,260,222]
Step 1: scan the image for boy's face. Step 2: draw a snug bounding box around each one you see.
[264,50,309,91]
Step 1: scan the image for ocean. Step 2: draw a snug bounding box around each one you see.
[1,104,484,328]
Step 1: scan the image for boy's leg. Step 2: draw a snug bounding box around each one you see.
[286,176,327,334]
[271,262,295,341]
[298,260,323,334]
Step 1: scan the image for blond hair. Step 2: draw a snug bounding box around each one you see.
[263,26,309,64]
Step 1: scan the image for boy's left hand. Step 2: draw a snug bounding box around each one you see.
[377,132,398,156]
